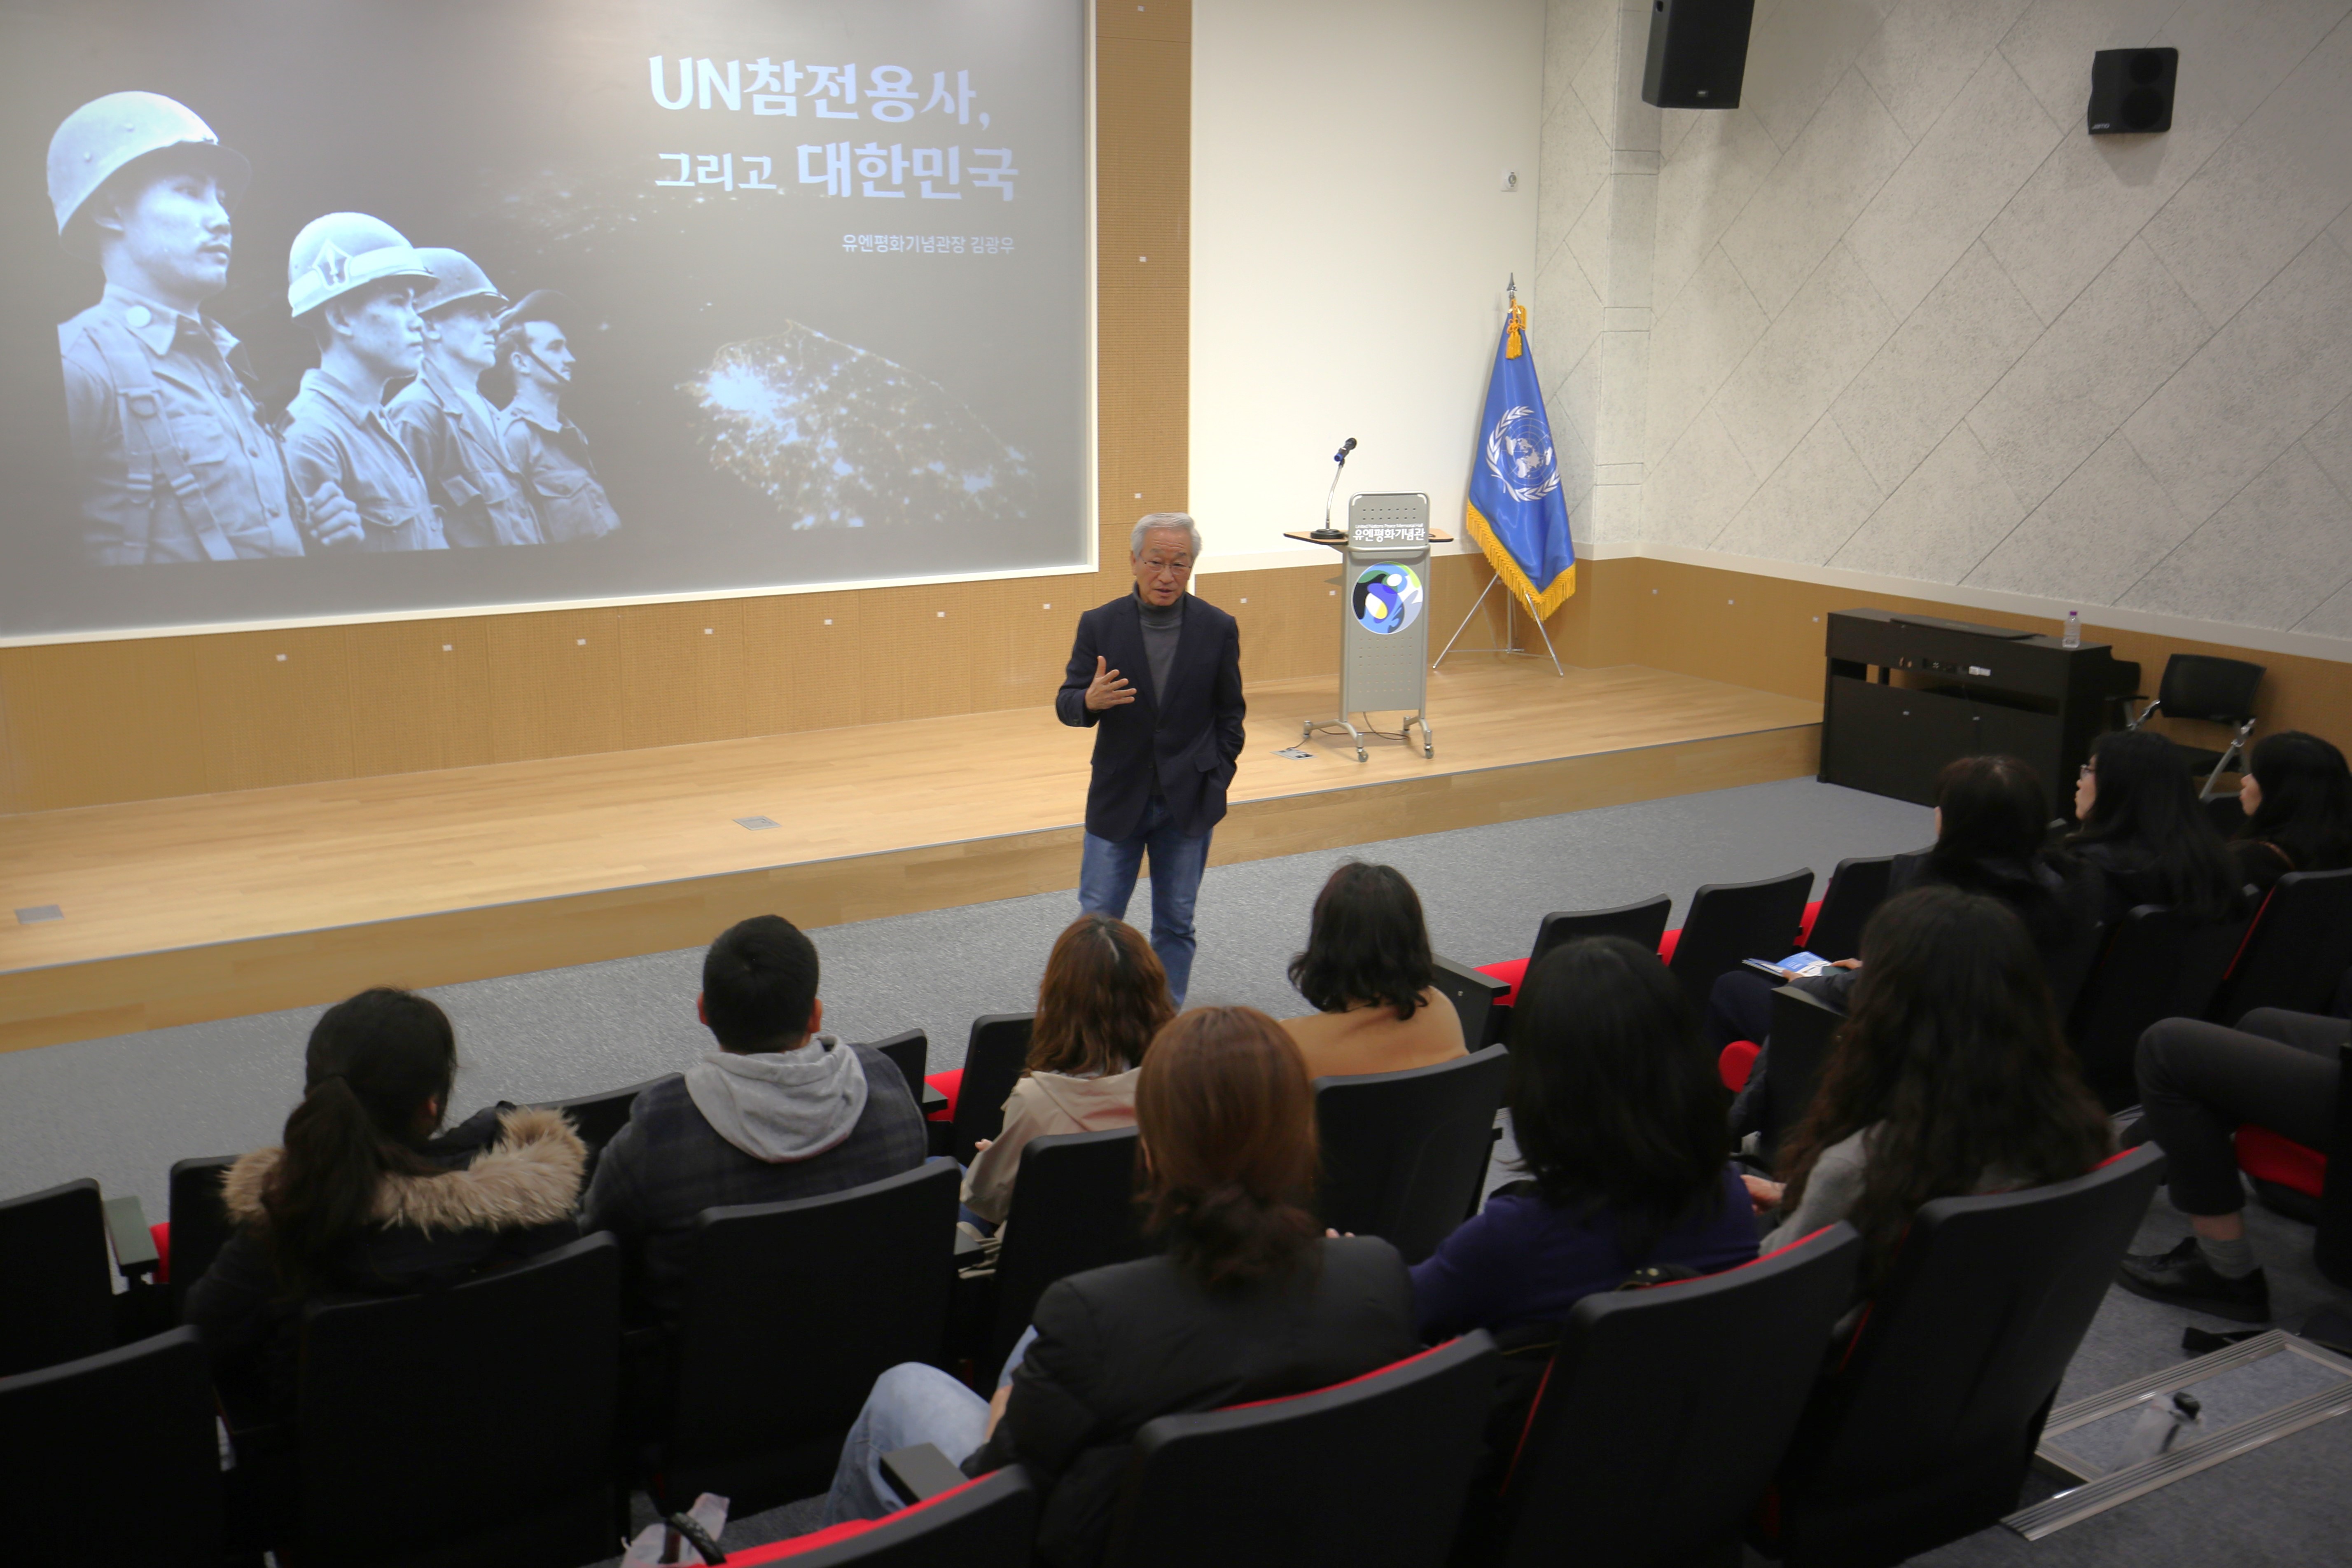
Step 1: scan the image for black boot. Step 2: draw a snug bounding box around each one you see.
[2118,1236,2272,1323]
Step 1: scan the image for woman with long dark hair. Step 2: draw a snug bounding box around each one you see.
[1415,936,1754,1340]
[822,1007,1418,1563]
[1745,888,2112,1283]
[2067,729,2244,921]
[187,988,585,1429]
[960,914,1174,1226]
[2229,730,2352,893]
[1282,860,1465,1078]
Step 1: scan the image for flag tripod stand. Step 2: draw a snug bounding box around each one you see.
[1432,572,1564,675]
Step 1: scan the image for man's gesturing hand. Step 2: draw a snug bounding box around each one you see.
[1084,654,1135,712]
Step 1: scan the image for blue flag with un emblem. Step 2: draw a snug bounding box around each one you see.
[1464,299,1575,618]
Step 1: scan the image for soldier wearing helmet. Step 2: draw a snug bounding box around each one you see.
[280,213,445,551]
[495,290,622,543]
[48,91,357,563]
[385,249,543,548]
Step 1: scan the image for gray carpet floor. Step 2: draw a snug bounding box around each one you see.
[9,774,2349,1564]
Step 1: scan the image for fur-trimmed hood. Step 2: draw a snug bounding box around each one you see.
[223,1105,586,1234]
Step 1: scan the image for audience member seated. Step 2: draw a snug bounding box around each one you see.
[1715,755,2097,1136]
[2228,730,2352,895]
[1742,887,2114,1284]
[819,1005,1420,1566]
[960,914,1173,1229]
[1415,932,1755,1366]
[187,988,584,1433]
[2120,1007,2350,1321]
[1280,860,1466,1079]
[2065,729,2245,924]
[582,914,927,1326]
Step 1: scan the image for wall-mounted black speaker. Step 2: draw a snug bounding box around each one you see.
[1642,0,1759,110]
[2087,47,2177,134]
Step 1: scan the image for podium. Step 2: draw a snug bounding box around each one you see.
[1284,493,1446,762]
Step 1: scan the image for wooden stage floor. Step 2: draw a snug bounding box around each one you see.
[0,659,1820,1052]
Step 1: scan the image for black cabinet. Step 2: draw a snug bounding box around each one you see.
[1818,610,2138,807]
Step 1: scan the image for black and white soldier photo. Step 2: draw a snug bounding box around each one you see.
[386,249,543,549]
[495,289,622,544]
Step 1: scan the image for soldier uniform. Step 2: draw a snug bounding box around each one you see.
[283,368,444,552]
[59,285,306,563]
[385,248,540,548]
[499,405,621,543]
[47,91,304,564]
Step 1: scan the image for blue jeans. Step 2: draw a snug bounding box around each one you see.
[1079,796,1212,1005]
[819,1330,1041,1526]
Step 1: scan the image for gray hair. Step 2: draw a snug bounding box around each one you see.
[1130,512,1201,559]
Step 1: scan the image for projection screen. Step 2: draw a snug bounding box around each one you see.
[0,0,1091,640]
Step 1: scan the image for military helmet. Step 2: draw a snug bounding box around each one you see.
[285,212,436,318]
[496,287,573,335]
[48,91,252,259]
[413,248,508,317]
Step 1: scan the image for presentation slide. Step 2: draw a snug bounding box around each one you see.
[0,0,1090,640]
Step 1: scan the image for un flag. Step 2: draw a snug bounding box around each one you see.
[1464,301,1575,618]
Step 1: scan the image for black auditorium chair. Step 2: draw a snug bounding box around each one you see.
[1102,1333,1499,1568]
[951,1014,1036,1166]
[1493,1224,1863,1568]
[1759,1145,2165,1568]
[2066,905,2249,1110]
[2207,868,2352,1025]
[1756,986,1842,1167]
[862,1029,952,1145]
[165,1154,237,1322]
[0,1178,119,1376]
[1315,1046,1510,1264]
[1666,869,1815,1010]
[988,1127,1149,1380]
[293,1232,622,1568]
[655,1159,960,1514]
[531,1072,675,1176]
[2126,653,2265,800]
[1432,955,1512,1049]
[0,1325,223,1568]
[750,1465,1039,1567]
[1803,856,1897,963]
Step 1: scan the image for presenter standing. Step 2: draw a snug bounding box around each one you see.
[1056,514,1245,1006]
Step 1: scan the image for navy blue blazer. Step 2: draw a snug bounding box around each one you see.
[1055,591,1247,841]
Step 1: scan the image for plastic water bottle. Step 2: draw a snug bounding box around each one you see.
[2120,1390,2201,1467]
[2062,610,2081,649]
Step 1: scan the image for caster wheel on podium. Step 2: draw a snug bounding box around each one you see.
[1356,747,1368,763]
[1423,743,1434,759]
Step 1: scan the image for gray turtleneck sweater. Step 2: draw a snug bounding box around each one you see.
[1137,589,1183,705]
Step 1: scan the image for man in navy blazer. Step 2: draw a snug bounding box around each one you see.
[1054,513,1245,1004]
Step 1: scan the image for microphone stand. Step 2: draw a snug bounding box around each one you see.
[1312,448,1350,540]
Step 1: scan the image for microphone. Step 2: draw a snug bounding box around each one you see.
[1314,438,1357,539]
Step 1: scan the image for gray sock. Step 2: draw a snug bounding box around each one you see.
[2198,1234,2258,1279]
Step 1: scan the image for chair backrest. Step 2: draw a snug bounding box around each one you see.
[863,1028,930,1101]
[1432,955,1511,1049]
[1498,1225,1863,1568]
[990,1128,1148,1377]
[2210,868,2352,1024]
[953,1014,1036,1165]
[1666,869,1816,1007]
[1778,1146,2166,1564]
[734,1466,1038,1567]
[2157,653,2263,723]
[0,1325,222,1566]
[2067,905,2249,1110]
[1759,986,1842,1166]
[1105,1334,1499,1568]
[2322,1045,2352,1290]
[1314,1046,1511,1264]
[0,1178,114,1377]
[296,1232,621,1568]
[530,1073,676,1162]
[668,1159,961,1512]
[166,1155,237,1323]
[1527,895,1672,969]
[1805,856,1897,963]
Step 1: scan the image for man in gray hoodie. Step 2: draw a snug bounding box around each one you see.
[584,914,929,1327]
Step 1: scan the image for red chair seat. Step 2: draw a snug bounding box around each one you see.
[2238,1125,2325,1199]
[149,1222,172,1284]
[1719,1041,1760,1094]
[1657,928,1681,963]
[925,1070,960,1123]
[1479,929,1684,1005]
[725,1473,993,1562]
[1797,900,1822,944]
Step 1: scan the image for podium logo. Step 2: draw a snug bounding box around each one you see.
[1483,404,1560,503]
[1353,563,1424,635]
